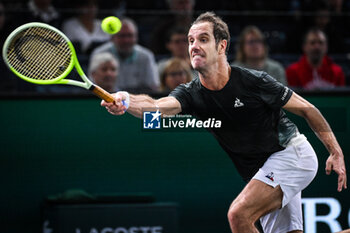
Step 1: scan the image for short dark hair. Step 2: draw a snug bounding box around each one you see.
[303,28,327,45]
[192,12,230,53]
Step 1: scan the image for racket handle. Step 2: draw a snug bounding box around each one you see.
[90,84,114,103]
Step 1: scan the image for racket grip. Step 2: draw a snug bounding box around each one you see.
[90,84,114,103]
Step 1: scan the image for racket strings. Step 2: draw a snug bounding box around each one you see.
[15,28,70,80]
[20,34,56,79]
[8,29,65,80]
[19,28,69,80]
[8,29,50,78]
[15,34,54,79]
[6,27,71,81]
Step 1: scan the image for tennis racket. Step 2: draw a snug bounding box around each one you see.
[2,22,118,103]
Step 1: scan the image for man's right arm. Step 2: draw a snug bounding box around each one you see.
[101,92,182,118]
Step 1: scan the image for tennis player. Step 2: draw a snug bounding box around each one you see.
[101,12,347,233]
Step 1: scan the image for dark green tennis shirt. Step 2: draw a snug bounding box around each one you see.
[170,65,298,181]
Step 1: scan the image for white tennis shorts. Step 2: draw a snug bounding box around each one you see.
[252,133,318,233]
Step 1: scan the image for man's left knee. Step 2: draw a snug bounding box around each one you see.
[227,203,253,227]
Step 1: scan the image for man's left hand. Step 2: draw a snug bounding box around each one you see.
[326,151,347,192]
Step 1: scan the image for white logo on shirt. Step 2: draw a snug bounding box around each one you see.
[234,98,244,108]
[281,87,289,101]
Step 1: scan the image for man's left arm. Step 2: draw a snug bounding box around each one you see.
[283,92,347,192]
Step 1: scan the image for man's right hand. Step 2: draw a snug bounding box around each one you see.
[101,92,128,115]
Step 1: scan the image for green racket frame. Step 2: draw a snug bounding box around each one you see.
[2,22,115,102]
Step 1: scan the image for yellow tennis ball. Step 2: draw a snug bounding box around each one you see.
[101,16,122,35]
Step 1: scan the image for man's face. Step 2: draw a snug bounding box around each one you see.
[112,22,137,56]
[92,61,118,92]
[188,22,220,72]
[167,33,189,58]
[303,32,327,64]
[243,32,265,61]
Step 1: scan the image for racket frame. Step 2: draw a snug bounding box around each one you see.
[2,22,117,102]
[2,22,93,89]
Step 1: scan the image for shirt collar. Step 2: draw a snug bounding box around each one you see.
[112,45,137,63]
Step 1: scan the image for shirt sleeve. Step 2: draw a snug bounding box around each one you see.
[169,83,193,114]
[253,72,293,109]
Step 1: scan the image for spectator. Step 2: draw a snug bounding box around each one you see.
[150,0,195,55]
[232,25,287,85]
[91,17,159,94]
[285,0,346,53]
[15,0,62,28]
[157,26,197,80]
[286,28,345,90]
[88,52,119,93]
[310,1,345,53]
[160,58,192,93]
[62,0,110,55]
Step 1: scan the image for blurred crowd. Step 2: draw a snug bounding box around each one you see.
[1,0,350,95]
